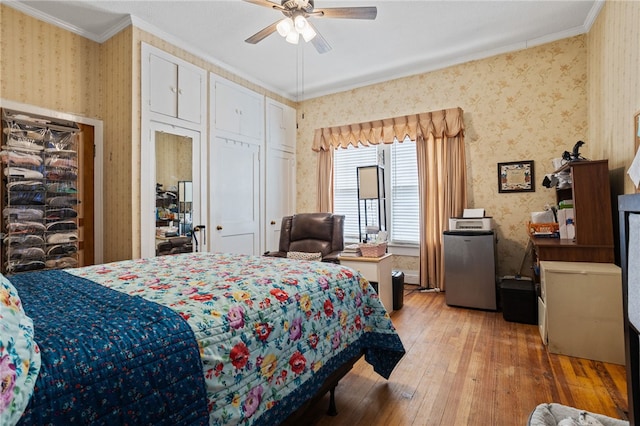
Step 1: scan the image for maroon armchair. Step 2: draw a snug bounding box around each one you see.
[264,213,345,263]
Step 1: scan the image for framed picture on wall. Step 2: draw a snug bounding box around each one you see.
[497,160,535,193]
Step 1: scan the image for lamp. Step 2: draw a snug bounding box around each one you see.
[277,12,316,45]
[357,165,386,243]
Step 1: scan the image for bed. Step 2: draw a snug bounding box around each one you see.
[1,251,405,425]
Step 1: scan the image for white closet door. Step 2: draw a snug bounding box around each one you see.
[177,65,202,124]
[265,148,296,252]
[210,137,261,255]
[265,99,296,253]
[149,54,178,118]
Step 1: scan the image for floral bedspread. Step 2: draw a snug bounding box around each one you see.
[11,269,209,426]
[68,252,405,425]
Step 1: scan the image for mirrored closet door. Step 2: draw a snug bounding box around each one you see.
[140,121,204,258]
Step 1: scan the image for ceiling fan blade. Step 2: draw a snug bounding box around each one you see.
[245,21,280,44]
[308,22,331,54]
[313,6,377,20]
[243,0,286,11]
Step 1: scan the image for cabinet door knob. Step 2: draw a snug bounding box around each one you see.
[170,86,177,93]
[216,225,223,230]
[178,89,183,95]
[270,221,276,225]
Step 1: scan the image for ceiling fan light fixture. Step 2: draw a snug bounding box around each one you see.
[245,0,377,53]
[294,14,307,32]
[276,17,294,37]
[300,23,316,42]
[285,30,300,44]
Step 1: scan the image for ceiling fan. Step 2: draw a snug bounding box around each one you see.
[244,0,377,54]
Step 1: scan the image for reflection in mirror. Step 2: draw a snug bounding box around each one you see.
[155,131,192,240]
[178,180,193,235]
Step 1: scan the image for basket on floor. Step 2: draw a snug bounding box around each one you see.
[359,242,387,257]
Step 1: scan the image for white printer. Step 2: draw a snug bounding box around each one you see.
[448,208,494,232]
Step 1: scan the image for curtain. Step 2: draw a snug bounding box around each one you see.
[312,110,464,151]
[316,148,333,212]
[417,126,467,290]
[313,107,466,291]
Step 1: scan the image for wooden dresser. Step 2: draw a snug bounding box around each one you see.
[531,160,614,264]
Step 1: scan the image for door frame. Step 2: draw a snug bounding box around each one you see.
[0,98,105,264]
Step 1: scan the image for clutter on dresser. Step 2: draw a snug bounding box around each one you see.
[358,230,388,257]
[561,140,588,163]
[341,243,362,257]
[528,208,559,238]
[543,141,589,189]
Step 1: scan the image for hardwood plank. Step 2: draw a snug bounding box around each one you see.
[305,288,628,425]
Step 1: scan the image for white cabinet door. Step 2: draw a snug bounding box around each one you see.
[210,137,261,255]
[238,90,265,140]
[177,65,202,124]
[214,81,241,134]
[149,54,178,118]
[265,148,296,252]
[267,100,296,152]
[148,51,203,124]
[213,78,264,140]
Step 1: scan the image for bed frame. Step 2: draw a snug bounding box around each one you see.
[282,351,364,424]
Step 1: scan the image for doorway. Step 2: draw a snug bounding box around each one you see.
[0,100,103,267]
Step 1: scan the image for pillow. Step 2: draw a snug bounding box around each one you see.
[0,274,41,424]
[286,251,322,261]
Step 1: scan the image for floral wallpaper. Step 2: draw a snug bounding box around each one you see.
[296,36,588,278]
[587,0,640,196]
[2,0,638,276]
[0,5,102,119]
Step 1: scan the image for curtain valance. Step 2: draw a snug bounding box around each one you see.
[311,107,464,151]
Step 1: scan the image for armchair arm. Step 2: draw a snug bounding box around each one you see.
[263,250,286,258]
[322,251,342,264]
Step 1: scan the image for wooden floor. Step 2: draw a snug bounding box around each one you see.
[302,287,629,426]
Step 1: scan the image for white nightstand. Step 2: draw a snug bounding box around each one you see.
[339,253,393,313]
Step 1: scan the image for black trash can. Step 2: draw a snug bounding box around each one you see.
[500,278,537,324]
[392,270,404,310]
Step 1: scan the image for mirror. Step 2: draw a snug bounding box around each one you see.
[141,120,204,258]
[155,132,192,239]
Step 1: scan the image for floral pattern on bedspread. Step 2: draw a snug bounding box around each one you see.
[68,252,405,425]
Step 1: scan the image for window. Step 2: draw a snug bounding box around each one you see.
[389,140,419,244]
[333,139,419,246]
[333,145,377,241]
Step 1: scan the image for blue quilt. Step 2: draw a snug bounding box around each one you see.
[10,270,209,425]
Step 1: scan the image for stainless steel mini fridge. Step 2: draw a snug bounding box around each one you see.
[443,230,497,310]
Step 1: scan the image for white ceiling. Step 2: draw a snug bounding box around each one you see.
[9,0,602,101]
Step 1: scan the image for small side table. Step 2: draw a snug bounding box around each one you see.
[339,253,393,313]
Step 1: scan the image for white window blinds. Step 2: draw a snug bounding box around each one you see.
[334,140,420,246]
[390,140,419,244]
[333,146,377,241]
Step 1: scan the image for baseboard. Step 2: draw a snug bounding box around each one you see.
[401,270,419,285]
